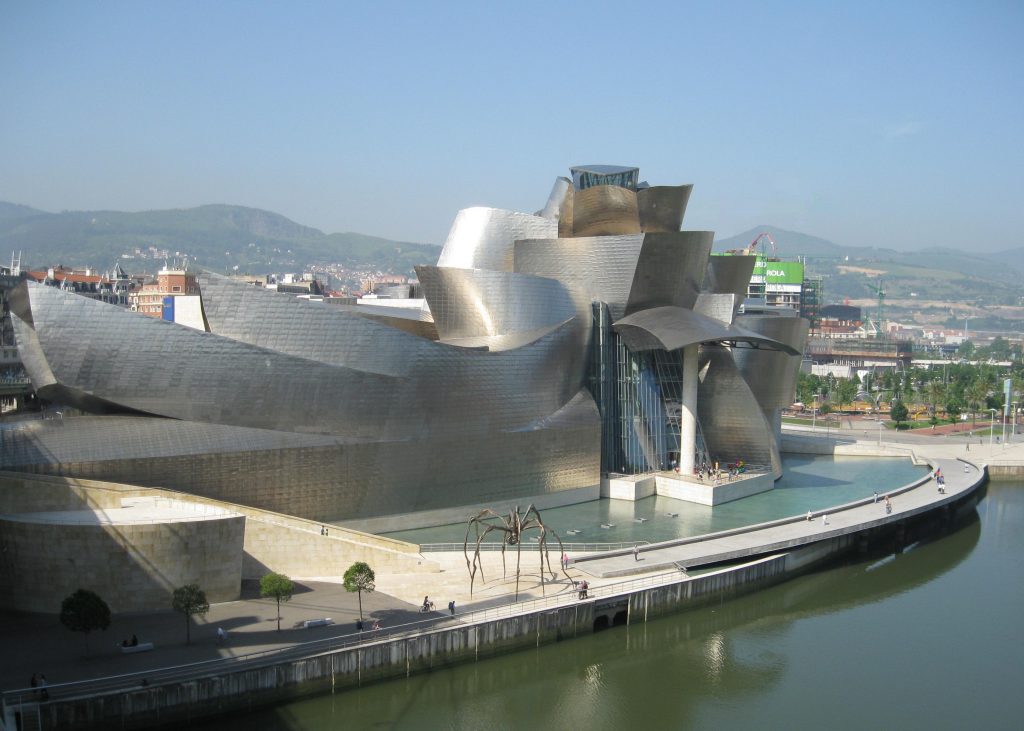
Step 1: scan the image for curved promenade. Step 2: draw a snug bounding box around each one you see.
[575,455,978,578]
[0,436,997,731]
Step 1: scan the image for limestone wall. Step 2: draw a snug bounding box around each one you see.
[0,471,439,584]
[0,513,245,613]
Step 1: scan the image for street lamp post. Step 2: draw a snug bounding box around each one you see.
[988,409,997,447]
[878,419,883,447]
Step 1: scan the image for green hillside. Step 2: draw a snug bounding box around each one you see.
[0,203,440,276]
[715,225,1023,307]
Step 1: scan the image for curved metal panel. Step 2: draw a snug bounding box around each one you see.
[416,266,579,340]
[697,346,782,478]
[637,185,693,232]
[613,306,801,354]
[732,314,809,418]
[0,392,601,525]
[515,234,646,320]
[704,255,756,299]
[15,282,591,442]
[558,185,575,237]
[571,185,641,237]
[539,176,572,220]
[625,231,713,314]
[436,207,556,273]
[694,293,737,324]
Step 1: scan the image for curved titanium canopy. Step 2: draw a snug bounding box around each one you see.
[612,306,801,354]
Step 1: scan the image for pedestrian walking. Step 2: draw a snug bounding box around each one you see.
[217,627,228,645]
[561,552,568,571]
[885,496,892,514]
[448,600,456,616]
[633,544,640,561]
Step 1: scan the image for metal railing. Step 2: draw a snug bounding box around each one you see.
[420,540,650,553]
[0,564,696,709]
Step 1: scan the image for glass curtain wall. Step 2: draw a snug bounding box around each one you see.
[589,302,703,475]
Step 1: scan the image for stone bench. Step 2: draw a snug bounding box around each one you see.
[120,642,154,654]
[303,618,334,628]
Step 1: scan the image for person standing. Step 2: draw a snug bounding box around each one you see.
[633,545,640,561]
[448,600,456,616]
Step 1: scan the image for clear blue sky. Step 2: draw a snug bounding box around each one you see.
[2,0,1022,251]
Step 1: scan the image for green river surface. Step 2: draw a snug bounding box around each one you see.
[202,474,1024,731]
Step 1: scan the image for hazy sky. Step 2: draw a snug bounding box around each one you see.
[2,1,1022,251]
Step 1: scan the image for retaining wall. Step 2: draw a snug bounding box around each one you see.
[0,472,438,580]
[29,541,851,731]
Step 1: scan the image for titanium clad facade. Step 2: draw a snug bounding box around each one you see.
[436,207,556,273]
[5,164,808,525]
[637,185,693,233]
[571,185,642,237]
[415,266,580,340]
[697,346,782,477]
[732,314,810,443]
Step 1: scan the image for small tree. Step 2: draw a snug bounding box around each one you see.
[172,584,210,644]
[343,562,376,622]
[260,572,294,631]
[890,400,909,430]
[60,589,111,656]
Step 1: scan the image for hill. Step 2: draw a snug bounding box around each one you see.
[715,225,1024,310]
[0,203,440,277]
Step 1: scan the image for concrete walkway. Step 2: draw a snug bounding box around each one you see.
[0,580,429,693]
[2,427,1014,697]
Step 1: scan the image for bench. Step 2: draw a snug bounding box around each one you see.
[120,642,154,654]
[303,618,334,628]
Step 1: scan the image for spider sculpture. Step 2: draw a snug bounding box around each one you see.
[463,504,566,599]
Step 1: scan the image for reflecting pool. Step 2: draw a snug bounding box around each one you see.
[198,479,1023,730]
[386,455,927,545]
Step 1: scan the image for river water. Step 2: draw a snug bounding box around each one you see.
[206,479,1024,731]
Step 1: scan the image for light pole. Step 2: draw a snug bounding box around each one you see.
[878,419,883,447]
[988,409,997,447]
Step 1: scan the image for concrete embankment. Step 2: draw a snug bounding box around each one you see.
[24,551,814,731]
[12,483,982,731]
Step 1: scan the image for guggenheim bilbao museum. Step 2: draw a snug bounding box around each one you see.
[3,165,807,530]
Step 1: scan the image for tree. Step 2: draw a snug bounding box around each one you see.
[260,573,294,631]
[60,589,111,656]
[890,400,909,429]
[343,562,376,622]
[945,399,963,425]
[965,380,989,428]
[925,380,946,422]
[172,584,210,644]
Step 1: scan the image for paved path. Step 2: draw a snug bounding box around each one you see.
[2,428,1014,697]
[0,580,429,693]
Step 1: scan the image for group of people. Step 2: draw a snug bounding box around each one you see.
[29,673,48,699]
[420,596,457,616]
[692,459,747,482]
[120,634,139,648]
[934,468,946,493]
[577,580,589,599]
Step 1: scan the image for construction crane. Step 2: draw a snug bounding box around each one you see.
[866,278,885,338]
[727,232,777,258]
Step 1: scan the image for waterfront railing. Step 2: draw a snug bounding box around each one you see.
[0,565,696,708]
